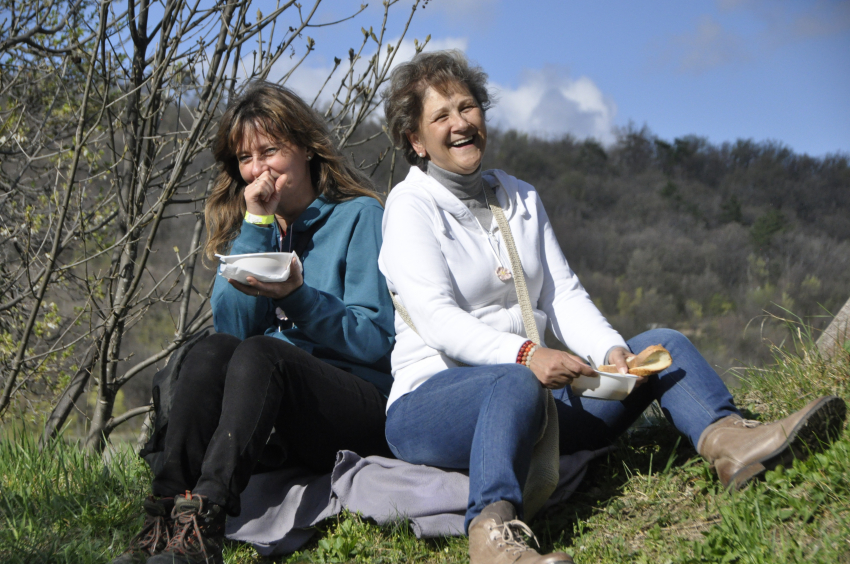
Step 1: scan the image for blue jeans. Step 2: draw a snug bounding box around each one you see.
[385,328,739,529]
[385,364,547,532]
[553,328,740,454]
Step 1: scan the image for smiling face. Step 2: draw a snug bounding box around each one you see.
[406,83,487,175]
[236,128,316,221]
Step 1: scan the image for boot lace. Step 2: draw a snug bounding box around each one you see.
[123,497,171,556]
[733,418,761,429]
[164,492,224,562]
[489,519,540,556]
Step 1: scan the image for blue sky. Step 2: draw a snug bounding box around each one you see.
[262,0,850,157]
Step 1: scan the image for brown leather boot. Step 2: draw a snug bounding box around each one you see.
[697,395,846,490]
[147,491,226,564]
[468,501,574,564]
[111,496,174,564]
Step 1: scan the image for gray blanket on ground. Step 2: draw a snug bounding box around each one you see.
[225,448,613,556]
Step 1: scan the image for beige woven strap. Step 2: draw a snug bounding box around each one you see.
[486,184,559,518]
[390,292,416,333]
[486,186,540,345]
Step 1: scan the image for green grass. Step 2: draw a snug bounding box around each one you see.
[0,433,148,563]
[2,341,848,563]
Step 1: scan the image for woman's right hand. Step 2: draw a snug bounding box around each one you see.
[244,170,282,216]
[527,347,596,389]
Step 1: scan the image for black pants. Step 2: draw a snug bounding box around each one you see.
[151,333,391,515]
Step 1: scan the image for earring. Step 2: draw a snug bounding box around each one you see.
[306,154,313,161]
[419,152,425,157]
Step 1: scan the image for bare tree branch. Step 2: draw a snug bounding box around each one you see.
[0,0,428,453]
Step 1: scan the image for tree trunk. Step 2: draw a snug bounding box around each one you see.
[817,296,850,359]
[86,383,117,452]
[41,345,98,446]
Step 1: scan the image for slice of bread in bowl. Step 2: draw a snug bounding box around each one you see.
[598,344,672,376]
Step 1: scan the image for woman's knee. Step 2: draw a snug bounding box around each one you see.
[177,333,241,391]
[630,327,693,355]
[231,335,277,361]
[227,336,305,387]
[630,328,724,392]
[490,365,546,414]
[187,333,241,365]
[200,332,242,348]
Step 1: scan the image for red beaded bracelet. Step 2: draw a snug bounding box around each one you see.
[516,340,534,364]
[525,345,538,367]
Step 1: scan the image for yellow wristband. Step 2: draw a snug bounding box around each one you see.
[244,211,275,226]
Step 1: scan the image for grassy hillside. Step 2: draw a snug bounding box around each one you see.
[2,334,847,563]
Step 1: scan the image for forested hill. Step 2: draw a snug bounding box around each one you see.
[475,128,850,374]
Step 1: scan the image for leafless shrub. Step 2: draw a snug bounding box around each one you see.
[0,0,428,450]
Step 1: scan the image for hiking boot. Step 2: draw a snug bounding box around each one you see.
[147,491,226,564]
[111,496,174,564]
[698,395,846,490]
[468,501,574,564]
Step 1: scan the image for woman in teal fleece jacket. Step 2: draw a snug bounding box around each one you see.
[113,83,395,564]
[210,194,394,394]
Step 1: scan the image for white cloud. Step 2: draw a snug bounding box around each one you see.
[655,1,850,74]
[718,0,850,40]
[679,15,748,73]
[277,36,469,114]
[254,36,617,144]
[767,1,850,41]
[488,67,617,145]
[655,14,748,74]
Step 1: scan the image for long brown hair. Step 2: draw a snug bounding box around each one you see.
[205,81,380,260]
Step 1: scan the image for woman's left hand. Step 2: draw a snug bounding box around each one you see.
[228,255,304,300]
[607,346,649,387]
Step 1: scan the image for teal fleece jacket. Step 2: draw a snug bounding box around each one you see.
[211,196,395,395]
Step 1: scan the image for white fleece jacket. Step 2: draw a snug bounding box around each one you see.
[379,166,627,409]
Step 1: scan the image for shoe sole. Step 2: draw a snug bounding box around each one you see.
[728,395,847,490]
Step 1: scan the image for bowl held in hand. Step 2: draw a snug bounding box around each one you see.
[571,345,672,401]
[216,252,293,284]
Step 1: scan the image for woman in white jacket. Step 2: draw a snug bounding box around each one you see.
[379,50,845,564]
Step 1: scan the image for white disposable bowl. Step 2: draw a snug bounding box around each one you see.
[216,252,292,284]
[570,370,638,401]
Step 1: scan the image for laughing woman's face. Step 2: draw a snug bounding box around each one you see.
[406,83,486,175]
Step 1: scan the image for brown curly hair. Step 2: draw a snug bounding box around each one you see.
[383,50,493,170]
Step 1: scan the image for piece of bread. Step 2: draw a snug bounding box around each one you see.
[598,344,672,376]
